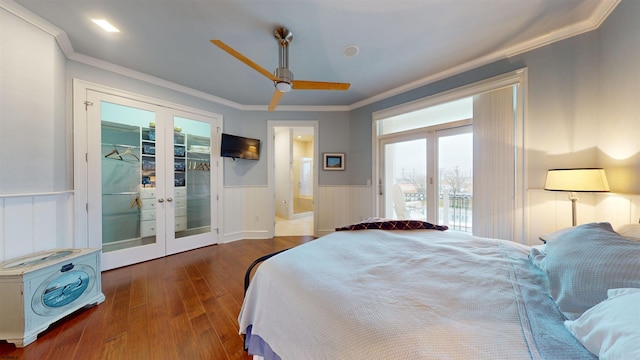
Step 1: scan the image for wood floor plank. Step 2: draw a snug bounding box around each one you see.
[125,304,152,360]
[100,333,128,360]
[224,332,253,360]
[104,281,131,342]
[73,305,111,360]
[191,312,228,359]
[128,263,148,308]
[44,309,88,359]
[0,236,310,359]
[169,313,201,359]
[204,296,240,344]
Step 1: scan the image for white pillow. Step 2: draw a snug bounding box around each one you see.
[616,223,640,241]
[565,288,640,359]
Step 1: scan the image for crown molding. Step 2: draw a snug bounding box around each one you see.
[2,0,620,113]
[348,0,620,111]
[68,52,242,110]
[242,104,350,112]
[0,0,74,55]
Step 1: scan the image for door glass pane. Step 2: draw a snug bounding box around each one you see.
[438,130,473,231]
[384,139,427,220]
[101,101,156,252]
[175,116,211,239]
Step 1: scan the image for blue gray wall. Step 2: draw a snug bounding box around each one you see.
[64,0,639,193]
[345,0,639,193]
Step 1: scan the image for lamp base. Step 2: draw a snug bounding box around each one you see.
[569,193,578,227]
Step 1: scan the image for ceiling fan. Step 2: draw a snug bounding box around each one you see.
[211,27,350,111]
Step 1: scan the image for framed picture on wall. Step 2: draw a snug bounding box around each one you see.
[323,153,345,170]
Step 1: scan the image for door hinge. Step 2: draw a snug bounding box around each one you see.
[84,101,93,111]
[86,203,88,212]
[85,153,88,162]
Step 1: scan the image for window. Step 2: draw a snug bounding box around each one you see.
[374,70,526,241]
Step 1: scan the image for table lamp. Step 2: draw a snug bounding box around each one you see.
[544,168,609,226]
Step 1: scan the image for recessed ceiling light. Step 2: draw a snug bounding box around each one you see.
[343,45,359,57]
[91,19,120,33]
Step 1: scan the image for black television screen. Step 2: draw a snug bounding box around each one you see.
[220,133,260,160]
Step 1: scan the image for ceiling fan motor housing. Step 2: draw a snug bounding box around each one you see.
[274,67,293,91]
[274,27,294,92]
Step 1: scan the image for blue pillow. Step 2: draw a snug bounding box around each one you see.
[530,222,640,320]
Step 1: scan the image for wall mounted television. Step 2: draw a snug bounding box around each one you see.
[220,133,260,160]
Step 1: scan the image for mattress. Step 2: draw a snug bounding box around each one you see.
[239,229,595,359]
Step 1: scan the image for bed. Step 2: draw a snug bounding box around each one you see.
[239,219,640,360]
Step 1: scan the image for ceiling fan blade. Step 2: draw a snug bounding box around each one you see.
[210,40,278,82]
[268,89,285,112]
[292,80,350,91]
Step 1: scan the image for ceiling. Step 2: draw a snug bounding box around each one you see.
[11,0,619,111]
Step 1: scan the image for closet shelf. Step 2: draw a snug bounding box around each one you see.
[101,143,139,149]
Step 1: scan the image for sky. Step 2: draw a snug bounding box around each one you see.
[391,132,472,181]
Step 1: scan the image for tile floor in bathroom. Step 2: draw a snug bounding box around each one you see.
[275,213,313,236]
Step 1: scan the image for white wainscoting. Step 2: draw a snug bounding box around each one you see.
[4,188,634,259]
[221,186,271,242]
[0,191,74,262]
[528,189,640,245]
[222,185,375,241]
[317,185,374,236]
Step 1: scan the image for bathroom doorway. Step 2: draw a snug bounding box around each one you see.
[270,122,316,237]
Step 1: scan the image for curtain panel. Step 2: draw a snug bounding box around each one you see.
[472,86,516,240]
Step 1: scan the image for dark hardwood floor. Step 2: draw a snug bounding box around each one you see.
[0,236,313,360]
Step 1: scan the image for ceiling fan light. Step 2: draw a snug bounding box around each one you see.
[275,82,292,92]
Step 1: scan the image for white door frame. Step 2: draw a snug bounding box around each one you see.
[267,120,318,238]
[73,79,223,269]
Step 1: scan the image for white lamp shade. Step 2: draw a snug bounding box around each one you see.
[544,168,610,192]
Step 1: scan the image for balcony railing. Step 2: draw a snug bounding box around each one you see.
[439,192,472,232]
[402,192,472,232]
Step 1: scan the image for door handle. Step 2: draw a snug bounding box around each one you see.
[166,197,173,202]
[158,198,164,203]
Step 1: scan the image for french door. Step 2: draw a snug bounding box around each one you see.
[85,90,220,270]
[374,70,525,240]
[379,132,429,221]
[436,126,473,231]
[378,124,472,230]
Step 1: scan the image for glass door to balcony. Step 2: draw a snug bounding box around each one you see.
[379,134,429,221]
[436,125,473,231]
[378,124,473,231]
